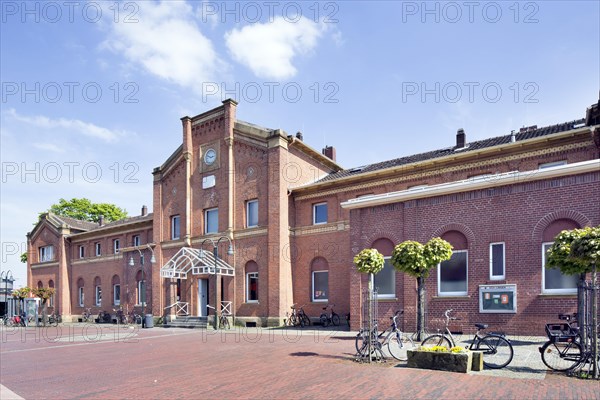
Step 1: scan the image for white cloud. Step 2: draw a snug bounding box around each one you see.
[225,17,325,80]
[32,143,66,153]
[102,1,224,90]
[5,108,122,143]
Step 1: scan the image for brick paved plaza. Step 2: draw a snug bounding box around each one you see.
[1,325,598,399]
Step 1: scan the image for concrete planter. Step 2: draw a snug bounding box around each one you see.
[407,350,472,373]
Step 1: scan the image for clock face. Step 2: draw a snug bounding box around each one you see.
[204,148,216,165]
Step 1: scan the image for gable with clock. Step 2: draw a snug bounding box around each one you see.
[201,142,220,173]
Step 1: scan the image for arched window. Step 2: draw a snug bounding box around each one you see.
[311,257,329,302]
[77,278,85,307]
[48,280,55,308]
[37,281,43,289]
[438,231,468,296]
[245,261,258,303]
[371,238,395,298]
[542,219,580,294]
[112,275,121,306]
[94,276,102,306]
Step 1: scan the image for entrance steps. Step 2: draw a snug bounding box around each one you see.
[163,316,208,329]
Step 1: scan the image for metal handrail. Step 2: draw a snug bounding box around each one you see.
[164,301,189,316]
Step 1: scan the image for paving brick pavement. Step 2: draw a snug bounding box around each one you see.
[0,324,598,399]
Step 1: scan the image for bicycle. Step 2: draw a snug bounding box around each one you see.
[82,308,93,323]
[219,313,231,330]
[287,304,310,327]
[355,310,417,361]
[113,307,127,325]
[421,309,514,369]
[47,312,61,327]
[127,309,142,325]
[539,313,599,372]
[319,304,340,327]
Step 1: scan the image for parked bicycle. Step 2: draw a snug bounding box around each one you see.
[320,304,340,327]
[539,313,599,372]
[47,311,61,327]
[113,307,127,325]
[219,313,231,330]
[1,314,26,327]
[355,310,417,361]
[127,309,142,325]
[421,309,514,369]
[286,304,310,327]
[82,308,93,323]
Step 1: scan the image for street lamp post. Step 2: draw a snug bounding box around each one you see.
[128,245,156,327]
[1,270,14,316]
[200,237,234,330]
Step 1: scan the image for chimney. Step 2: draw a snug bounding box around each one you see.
[510,130,516,143]
[98,215,104,227]
[322,145,336,162]
[456,129,466,148]
[296,131,303,141]
[141,205,148,216]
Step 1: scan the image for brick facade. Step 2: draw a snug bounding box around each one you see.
[28,98,600,334]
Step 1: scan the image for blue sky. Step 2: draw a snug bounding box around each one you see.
[1,1,599,287]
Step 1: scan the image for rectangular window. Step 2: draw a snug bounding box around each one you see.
[312,271,329,302]
[133,235,140,247]
[78,287,84,307]
[79,245,85,259]
[438,250,468,296]
[49,292,54,308]
[246,272,258,302]
[137,280,146,305]
[113,239,120,254]
[490,243,505,280]
[113,284,120,306]
[246,200,258,228]
[39,246,54,262]
[542,243,578,294]
[313,202,328,225]
[95,286,102,306]
[205,208,218,234]
[95,242,101,257]
[171,215,180,240]
[539,160,567,169]
[373,258,395,298]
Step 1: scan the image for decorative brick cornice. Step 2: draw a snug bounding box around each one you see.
[295,141,593,201]
[532,210,593,240]
[291,221,349,236]
[362,231,402,249]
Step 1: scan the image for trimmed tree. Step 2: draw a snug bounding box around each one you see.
[392,238,453,340]
[11,287,32,317]
[31,287,56,327]
[548,226,600,379]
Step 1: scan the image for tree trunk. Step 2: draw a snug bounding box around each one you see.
[578,273,587,347]
[417,276,425,341]
[42,300,48,327]
[591,264,598,380]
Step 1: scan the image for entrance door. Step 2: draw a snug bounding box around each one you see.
[197,279,208,317]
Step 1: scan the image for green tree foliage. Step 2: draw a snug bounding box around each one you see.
[353,248,385,275]
[20,252,27,263]
[570,226,600,266]
[546,228,594,275]
[43,198,128,223]
[392,237,453,340]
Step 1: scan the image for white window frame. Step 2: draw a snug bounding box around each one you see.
[95,242,101,257]
[542,242,578,294]
[246,272,259,303]
[113,284,121,306]
[133,235,140,247]
[438,250,468,296]
[49,291,54,307]
[113,239,120,254]
[489,242,505,280]
[311,270,329,302]
[313,202,328,225]
[171,215,181,240]
[372,257,396,299]
[246,200,258,228]
[137,280,146,305]
[539,160,567,169]
[205,208,219,234]
[79,245,85,259]
[39,245,54,262]
[95,285,102,306]
[78,287,84,307]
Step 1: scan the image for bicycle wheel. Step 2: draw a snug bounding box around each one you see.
[51,316,59,327]
[332,313,340,326]
[540,340,583,372]
[320,313,329,327]
[355,329,369,354]
[387,333,416,361]
[477,335,513,369]
[288,314,298,327]
[301,313,310,327]
[421,334,452,350]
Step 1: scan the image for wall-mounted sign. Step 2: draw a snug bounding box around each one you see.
[479,284,517,313]
[202,175,215,189]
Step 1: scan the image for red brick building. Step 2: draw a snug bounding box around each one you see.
[28,98,600,334]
